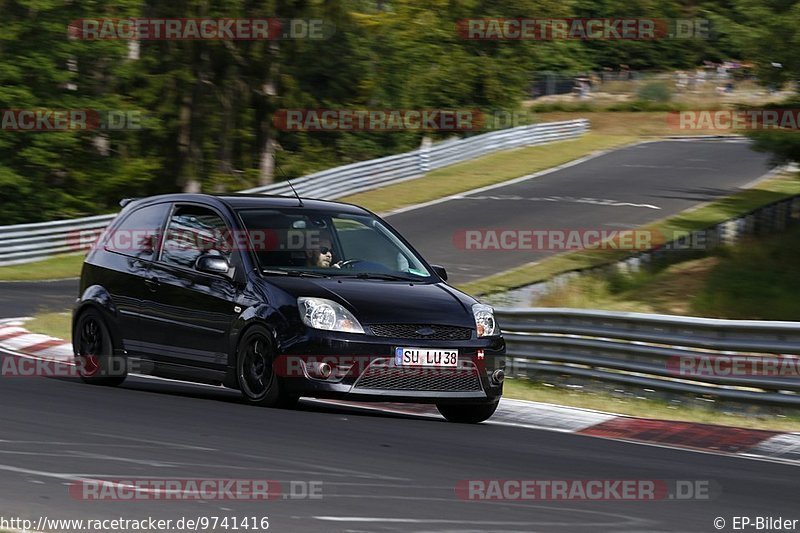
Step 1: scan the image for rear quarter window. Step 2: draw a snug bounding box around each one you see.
[103,203,171,261]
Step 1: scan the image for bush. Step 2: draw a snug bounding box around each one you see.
[635,82,673,103]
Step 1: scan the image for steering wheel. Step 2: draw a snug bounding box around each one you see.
[336,259,364,269]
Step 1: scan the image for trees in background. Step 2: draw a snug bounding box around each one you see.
[0,0,792,223]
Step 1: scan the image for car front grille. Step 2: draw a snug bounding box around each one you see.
[353,359,483,392]
[368,323,473,341]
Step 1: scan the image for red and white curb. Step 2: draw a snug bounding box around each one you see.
[0,318,72,362]
[307,400,800,466]
[2,318,799,466]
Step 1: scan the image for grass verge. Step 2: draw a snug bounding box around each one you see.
[537,225,800,320]
[340,132,638,213]
[457,170,800,297]
[25,311,72,341]
[533,111,723,137]
[503,378,800,432]
[0,253,85,282]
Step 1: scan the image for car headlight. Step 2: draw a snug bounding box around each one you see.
[298,297,364,334]
[473,303,498,337]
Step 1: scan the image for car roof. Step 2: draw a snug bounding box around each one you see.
[130,193,370,216]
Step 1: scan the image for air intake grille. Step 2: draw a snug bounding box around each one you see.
[353,361,482,392]
[368,324,472,341]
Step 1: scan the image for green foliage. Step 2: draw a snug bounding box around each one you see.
[635,81,672,102]
[0,0,795,223]
[691,227,800,320]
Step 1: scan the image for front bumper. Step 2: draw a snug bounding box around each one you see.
[277,329,506,404]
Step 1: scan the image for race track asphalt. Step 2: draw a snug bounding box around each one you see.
[0,279,78,318]
[0,350,797,533]
[386,139,773,283]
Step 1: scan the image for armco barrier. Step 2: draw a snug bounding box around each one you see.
[0,119,588,266]
[496,308,800,407]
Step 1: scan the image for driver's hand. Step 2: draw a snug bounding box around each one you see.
[332,261,342,269]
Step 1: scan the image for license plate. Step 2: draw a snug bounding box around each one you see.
[395,348,459,367]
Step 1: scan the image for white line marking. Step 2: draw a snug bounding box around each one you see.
[622,164,717,171]
[312,516,579,525]
[382,143,645,218]
[381,137,749,218]
[307,505,650,527]
[86,432,218,452]
[64,450,176,468]
[459,195,661,209]
[230,450,410,481]
[0,440,186,448]
[0,463,96,482]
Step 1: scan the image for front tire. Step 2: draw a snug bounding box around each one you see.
[236,327,297,408]
[436,400,499,424]
[73,309,127,387]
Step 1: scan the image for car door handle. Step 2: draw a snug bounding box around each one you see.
[144,277,159,291]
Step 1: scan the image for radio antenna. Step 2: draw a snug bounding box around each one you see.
[275,159,303,207]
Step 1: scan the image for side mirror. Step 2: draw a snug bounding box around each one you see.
[196,254,230,276]
[430,264,448,281]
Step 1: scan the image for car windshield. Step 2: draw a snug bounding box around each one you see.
[237,208,433,281]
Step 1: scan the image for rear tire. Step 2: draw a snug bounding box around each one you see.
[436,400,499,423]
[73,309,127,387]
[236,327,297,408]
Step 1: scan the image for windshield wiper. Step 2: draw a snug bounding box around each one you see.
[287,270,331,278]
[340,272,418,281]
[261,269,330,278]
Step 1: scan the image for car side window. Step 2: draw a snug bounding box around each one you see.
[104,203,170,261]
[161,205,232,270]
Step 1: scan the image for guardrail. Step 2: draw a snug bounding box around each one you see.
[496,308,800,407]
[241,119,588,196]
[0,119,588,266]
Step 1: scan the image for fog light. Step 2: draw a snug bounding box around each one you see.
[307,362,332,379]
[491,369,505,385]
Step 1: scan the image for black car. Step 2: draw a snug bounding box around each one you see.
[72,193,506,423]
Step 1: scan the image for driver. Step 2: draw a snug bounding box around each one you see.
[307,239,342,268]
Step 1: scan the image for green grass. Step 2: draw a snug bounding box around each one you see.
[534,224,800,320]
[536,222,800,321]
[457,171,800,296]
[691,233,800,319]
[341,132,638,214]
[503,378,800,431]
[0,253,85,281]
[26,310,72,341]
[534,258,716,315]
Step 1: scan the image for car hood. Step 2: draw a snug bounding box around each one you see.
[265,277,477,326]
